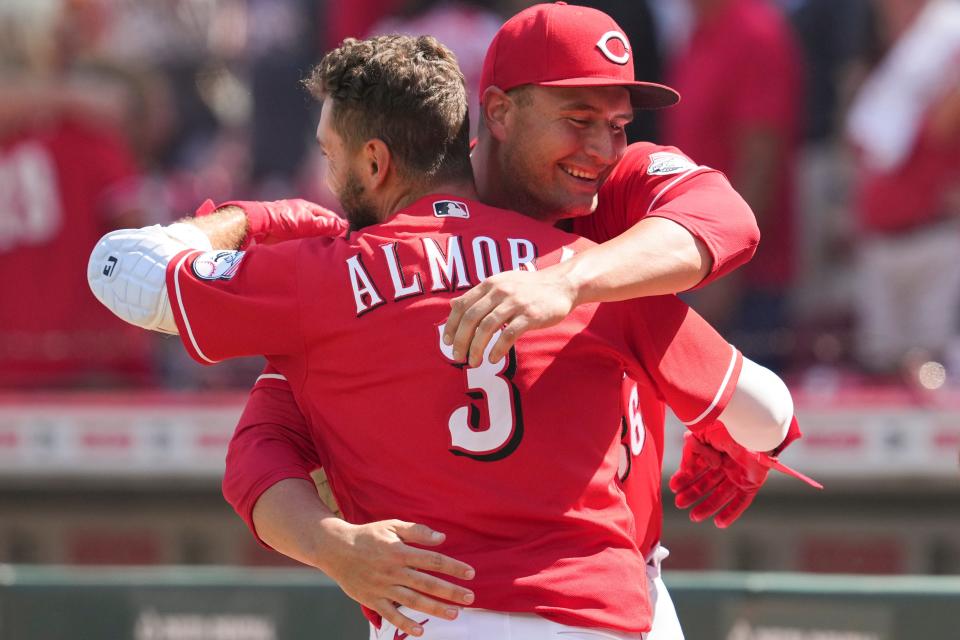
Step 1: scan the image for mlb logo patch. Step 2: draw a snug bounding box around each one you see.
[192,250,246,281]
[433,200,469,219]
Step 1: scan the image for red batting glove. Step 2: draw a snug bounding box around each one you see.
[669,418,822,529]
[194,198,347,248]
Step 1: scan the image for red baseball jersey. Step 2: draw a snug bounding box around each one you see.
[224,141,757,573]
[616,377,668,561]
[575,141,757,559]
[0,118,150,388]
[171,195,741,632]
[855,111,960,233]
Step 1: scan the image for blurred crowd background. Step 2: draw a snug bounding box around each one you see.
[2,0,959,394]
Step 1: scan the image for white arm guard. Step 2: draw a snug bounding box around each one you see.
[717,356,793,452]
[87,223,213,334]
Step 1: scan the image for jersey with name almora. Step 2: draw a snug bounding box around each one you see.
[165,193,741,633]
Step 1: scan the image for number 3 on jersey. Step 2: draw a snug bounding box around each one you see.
[437,324,524,461]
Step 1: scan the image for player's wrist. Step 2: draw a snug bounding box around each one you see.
[183,202,249,249]
[310,515,354,572]
[770,415,802,456]
[560,245,618,307]
[216,201,264,248]
[549,257,588,308]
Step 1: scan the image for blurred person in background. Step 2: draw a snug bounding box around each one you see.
[247,0,323,199]
[367,0,503,140]
[0,0,277,390]
[662,0,804,370]
[845,0,960,380]
[0,0,154,388]
[300,0,502,210]
[783,0,874,370]
[90,0,321,388]
[324,0,404,52]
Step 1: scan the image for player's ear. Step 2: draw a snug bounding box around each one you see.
[482,86,512,142]
[362,139,391,190]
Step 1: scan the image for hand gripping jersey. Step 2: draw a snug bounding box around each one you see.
[170,195,742,632]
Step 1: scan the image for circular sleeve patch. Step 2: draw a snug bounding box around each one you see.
[192,250,246,281]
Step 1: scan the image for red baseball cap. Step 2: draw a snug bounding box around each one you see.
[480,2,680,109]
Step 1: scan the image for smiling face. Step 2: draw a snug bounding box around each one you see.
[495,85,633,222]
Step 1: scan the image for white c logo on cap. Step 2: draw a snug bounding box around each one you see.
[596,31,630,65]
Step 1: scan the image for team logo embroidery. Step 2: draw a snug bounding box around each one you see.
[433,200,470,219]
[646,151,696,176]
[192,250,246,281]
[596,30,630,65]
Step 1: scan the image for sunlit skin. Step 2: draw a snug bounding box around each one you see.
[444,83,715,366]
[315,101,353,200]
[315,99,478,233]
[475,85,634,222]
[315,101,380,230]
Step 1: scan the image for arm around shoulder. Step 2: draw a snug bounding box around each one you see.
[224,381,327,544]
[644,170,760,289]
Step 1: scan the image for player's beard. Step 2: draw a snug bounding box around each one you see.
[339,168,380,231]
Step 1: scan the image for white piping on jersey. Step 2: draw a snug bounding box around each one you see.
[256,373,287,383]
[556,629,627,640]
[682,343,737,426]
[173,251,218,364]
[646,165,710,214]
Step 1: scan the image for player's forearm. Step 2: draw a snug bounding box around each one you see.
[566,216,713,306]
[251,478,348,571]
[224,420,326,534]
[180,206,249,250]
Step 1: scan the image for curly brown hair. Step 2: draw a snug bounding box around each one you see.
[306,35,472,186]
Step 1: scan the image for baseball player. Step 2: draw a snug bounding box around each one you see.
[89,32,813,640]
[211,4,802,639]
